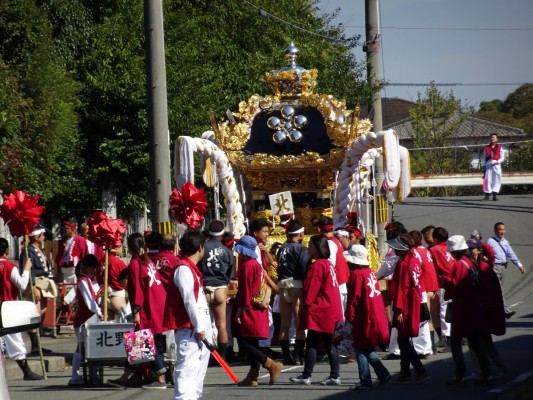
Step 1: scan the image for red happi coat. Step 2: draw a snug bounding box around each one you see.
[233,257,269,339]
[444,256,490,338]
[127,255,167,334]
[299,258,343,334]
[429,241,455,285]
[55,234,88,268]
[151,249,180,289]
[328,236,350,285]
[106,253,127,290]
[485,144,502,161]
[346,267,390,349]
[163,256,202,331]
[73,275,98,328]
[392,251,421,338]
[0,257,20,301]
[482,243,495,266]
[478,259,505,335]
[414,246,439,293]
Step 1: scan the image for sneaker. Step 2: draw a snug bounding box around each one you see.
[381,353,401,360]
[290,375,312,385]
[318,376,341,386]
[414,368,429,383]
[378,374,392,387]
[142,382,167,389]
[446,376,467,386]
[24,370,43,381]
[108,378,128,388]
[391,373,412,384]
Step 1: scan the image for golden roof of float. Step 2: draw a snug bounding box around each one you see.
[211,43,372,192]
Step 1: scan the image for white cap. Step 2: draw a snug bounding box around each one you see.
[344,245,369,266]
[447,235,468,252]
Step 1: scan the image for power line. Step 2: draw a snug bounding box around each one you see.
[342,25,533,32]
[408,139,533,152]
[386,82,529,87]
[242,0,354,42]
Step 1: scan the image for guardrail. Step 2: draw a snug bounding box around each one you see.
[411,171,533,188]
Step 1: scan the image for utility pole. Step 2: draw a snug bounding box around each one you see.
[365,0,387,253]
[144,0,173,234]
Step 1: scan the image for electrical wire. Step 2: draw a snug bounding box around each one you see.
[343,25,533,31]
[407,139,533,152]
[386,82,529,87]
[242,0,354,42]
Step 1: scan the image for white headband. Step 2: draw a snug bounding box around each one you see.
[288,227,304,234]
[30,228,46,237]
[209,229,225,236]
[335,229,349,237]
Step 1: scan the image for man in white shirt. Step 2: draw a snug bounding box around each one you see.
[164,230,212,400]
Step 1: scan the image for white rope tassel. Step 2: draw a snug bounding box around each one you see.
[175,134,246,237]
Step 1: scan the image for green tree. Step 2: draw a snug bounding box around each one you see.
[1,0,380,220]
[409,86,472,196]
[39,0,379,219]
[0,0,85,213]
[478,84,533,135]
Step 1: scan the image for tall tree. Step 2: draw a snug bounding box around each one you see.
[45,0,378,219]
[2,0,378,220]
[409,86,472,196]
[0,0,84,213]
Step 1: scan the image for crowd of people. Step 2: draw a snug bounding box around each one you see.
[0,213,526,398]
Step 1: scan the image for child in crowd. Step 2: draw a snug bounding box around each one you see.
[69,254,102,386]
[345,245,391,390]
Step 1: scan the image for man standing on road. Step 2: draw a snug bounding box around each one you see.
[55,219,87,284]
[0,237,43,380]
[486,222,526,319]
[483,133,504,201]
[164,230,212,400]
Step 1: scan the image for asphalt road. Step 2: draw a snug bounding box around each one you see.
[7,194,533,400]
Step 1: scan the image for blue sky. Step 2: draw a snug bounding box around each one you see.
[317,0,533,109]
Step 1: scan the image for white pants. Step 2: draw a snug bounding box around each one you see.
[438,289,451,337]
[413,321,432,355]
[174,327,211,400]
[388,321,432,356]
[339,283,347,319]
[62,267,77,284]
[2,333,27,361]
[388,327,400,355]
[484,161,502,194]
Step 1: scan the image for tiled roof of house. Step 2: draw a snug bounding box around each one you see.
[360,98,416,127]
[385,114,526,141]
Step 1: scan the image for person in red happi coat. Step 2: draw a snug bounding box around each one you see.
[233,235,282,387]
[443,236,494,385]
[109,233,168,389]
[290,235,343,386]
[345,245,391,390]
[56,219,88,284]
[388,234,428,384]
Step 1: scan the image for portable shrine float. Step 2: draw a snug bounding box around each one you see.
[174,43,411,259]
